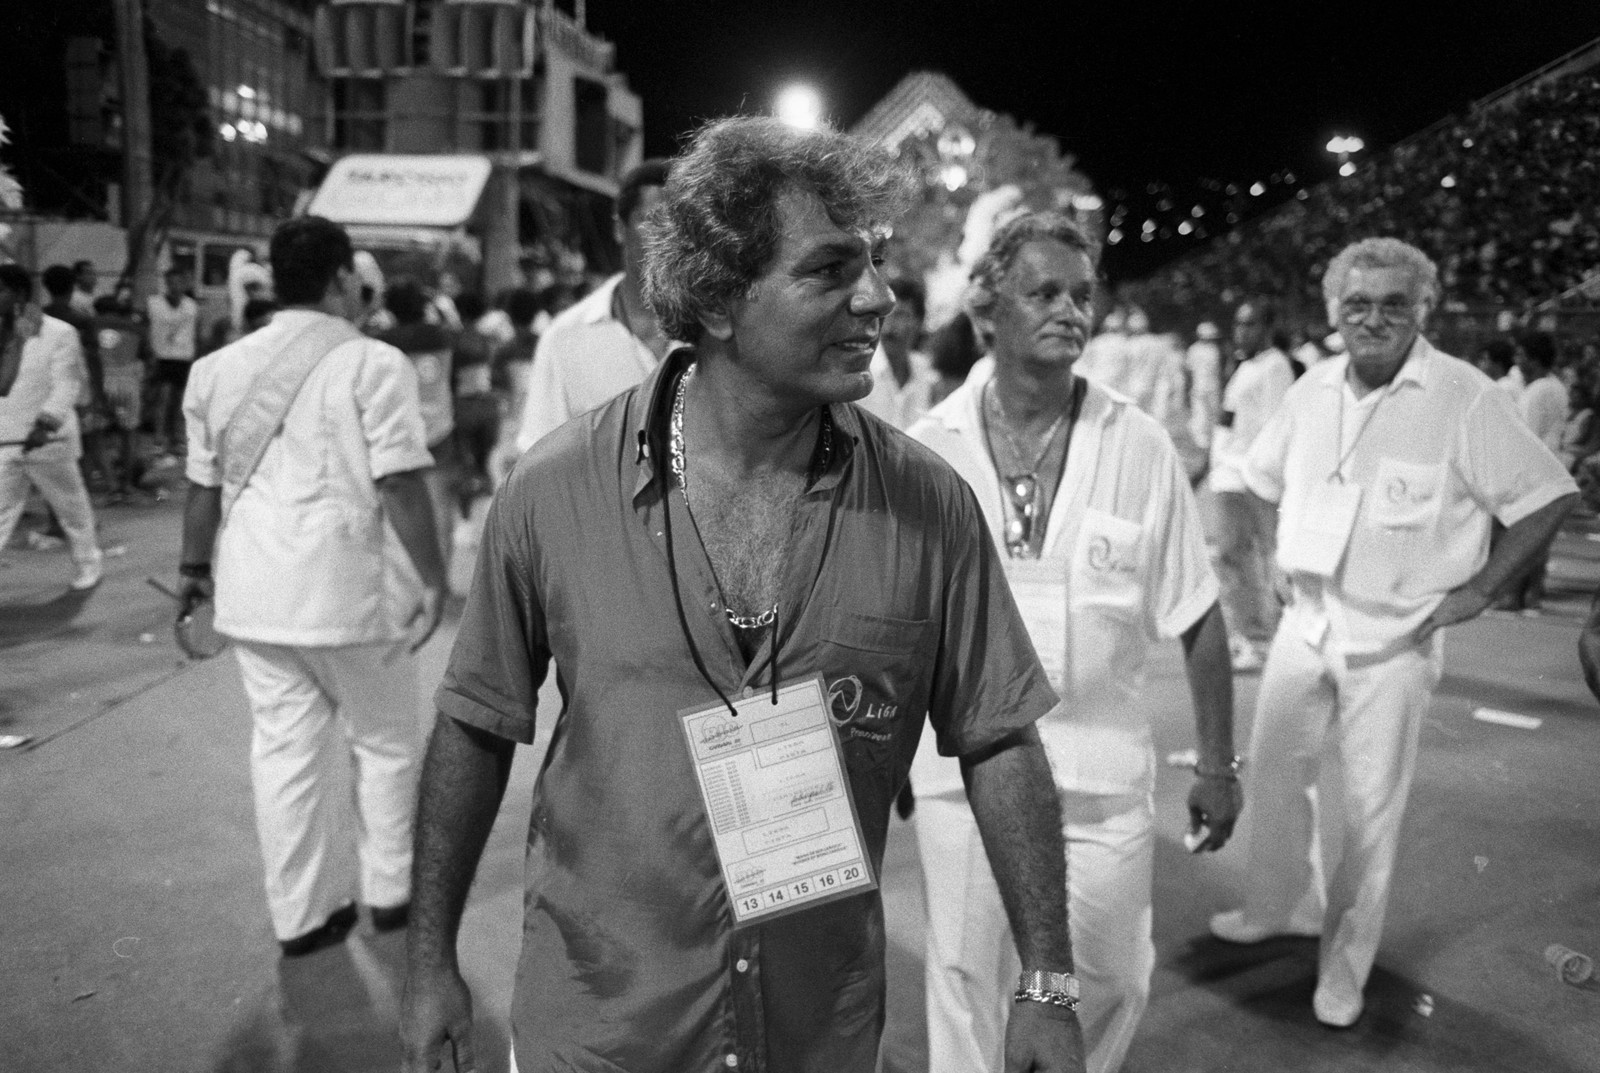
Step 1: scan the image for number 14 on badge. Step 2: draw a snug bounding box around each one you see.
[679,676,877,926]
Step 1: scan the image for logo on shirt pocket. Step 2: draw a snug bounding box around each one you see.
[1368,458,1444,529]
[1073,508,1144,615]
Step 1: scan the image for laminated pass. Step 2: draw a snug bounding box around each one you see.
[679,676,876,926]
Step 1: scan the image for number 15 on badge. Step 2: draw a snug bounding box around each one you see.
[679,675,877,926]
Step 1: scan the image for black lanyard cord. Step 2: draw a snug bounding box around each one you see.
[660,469,740,718]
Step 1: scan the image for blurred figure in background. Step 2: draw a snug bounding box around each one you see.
[0,264,104,589]
[1185,321,1224,472]
[927,309,985,407]
[860,275,938,429]
[1210,298,1295,672]
[450,291,499,504]
[378,279,456,567]
[514,159,672,454]
[146,266,200,458]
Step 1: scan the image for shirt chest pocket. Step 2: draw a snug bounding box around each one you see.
[1071,508,1145,617]
[1367,458,1444,530]
[817,610,931,776]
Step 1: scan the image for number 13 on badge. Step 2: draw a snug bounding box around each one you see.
[679,676,877,926]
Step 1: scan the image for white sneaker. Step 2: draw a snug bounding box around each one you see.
[70,556,104,590]
[1313,982,1364,1028]
[1209,909,1320,945]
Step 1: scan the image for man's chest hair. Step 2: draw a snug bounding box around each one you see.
[688,469,804,613]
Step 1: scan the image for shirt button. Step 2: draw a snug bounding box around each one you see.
[725,1055,739,1068]
[735,958,749,973]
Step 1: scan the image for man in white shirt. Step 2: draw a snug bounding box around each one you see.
[0,264,105,589]
[513,160,672,453]
[910,212,1241,1073]
[178,217,448,958]
[1209,299,1295,671]
[1515,330,1569,455]
[1209,238,1577,1028]
[1508,330,1569,611]
[1185,321,1223,463]
[859,276,938,430]
[147,266,200,454]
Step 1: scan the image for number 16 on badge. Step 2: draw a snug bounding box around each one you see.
[679,676,877,926]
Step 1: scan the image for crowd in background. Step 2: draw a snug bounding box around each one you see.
[1130,69,1600,325]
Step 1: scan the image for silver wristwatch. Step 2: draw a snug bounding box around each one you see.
[1014,969,1080,1010]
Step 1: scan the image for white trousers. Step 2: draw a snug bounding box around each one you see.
[915,791,1154,1073]
[1236,622,1440,1008]
[0,450,101,566]
[233,641,422,941]
[1213,490,1279,644]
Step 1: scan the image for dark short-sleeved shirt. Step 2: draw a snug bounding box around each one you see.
[437,348,1055,1073]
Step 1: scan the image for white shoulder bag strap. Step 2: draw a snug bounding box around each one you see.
[218,316,362,521]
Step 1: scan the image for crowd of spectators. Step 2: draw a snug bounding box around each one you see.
[1129,66,1600,325]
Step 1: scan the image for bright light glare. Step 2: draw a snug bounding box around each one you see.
[1249,182,1265,197]
[1440,174,1457,188]
[1326,134,1365,155]
[940,165,968,191]
[1071,193,1104,213]
[1339,161,1357,177]
[775,84,823,130]
[237,84,257,100]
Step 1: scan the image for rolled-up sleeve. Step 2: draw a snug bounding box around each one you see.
[435,480,550,743]
[1458,386,1577,526]
[355,342,434,479]
[925,481,1058,759]
[1150,444,1222,640]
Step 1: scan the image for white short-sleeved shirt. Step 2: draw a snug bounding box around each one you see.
[909,365,1219,796]
[184,310,435,646]
[1519,375,1570,456]
[513,274,658,452]
[1210,347,1295,493]
[858,347,938,431]
[0,315,84,462]
[1244,338,1576,659]
[146,294,199,362]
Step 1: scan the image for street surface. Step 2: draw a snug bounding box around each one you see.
[3,486,1598,1072]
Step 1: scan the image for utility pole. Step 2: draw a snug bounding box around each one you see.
[113,0,157,303]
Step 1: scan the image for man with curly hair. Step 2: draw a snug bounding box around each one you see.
[403,117,1085,1073]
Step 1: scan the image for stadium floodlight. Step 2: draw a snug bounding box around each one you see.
[1325,135,1365,155]
[775,84,823,130]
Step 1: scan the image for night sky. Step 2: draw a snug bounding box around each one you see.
[586,0,1600,277]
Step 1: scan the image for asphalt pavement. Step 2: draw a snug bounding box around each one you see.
[2,486,1597,1072]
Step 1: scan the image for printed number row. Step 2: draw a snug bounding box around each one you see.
[735,865,868,915]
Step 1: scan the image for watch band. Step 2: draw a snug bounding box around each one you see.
[1195,755,1244,780]
[1014,969,1080,1010]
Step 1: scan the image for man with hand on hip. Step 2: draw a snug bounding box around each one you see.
[1209,238,1576,1027]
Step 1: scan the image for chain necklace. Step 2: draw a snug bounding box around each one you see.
[984,381,1069,475]
[981,378,1082,558]
[672,363,829,631]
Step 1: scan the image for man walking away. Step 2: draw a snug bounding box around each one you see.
[178,216,447,957]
